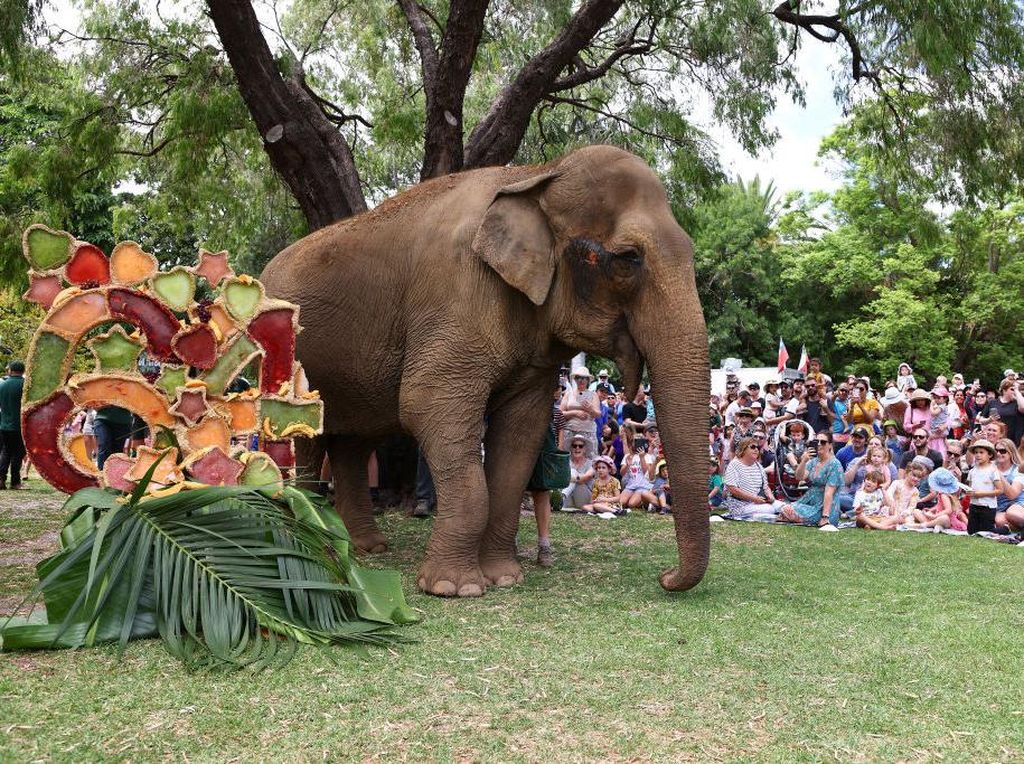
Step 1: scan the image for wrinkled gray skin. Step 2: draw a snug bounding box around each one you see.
[262,145,710,597]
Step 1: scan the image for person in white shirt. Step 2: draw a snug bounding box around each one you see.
[588,369,617,393]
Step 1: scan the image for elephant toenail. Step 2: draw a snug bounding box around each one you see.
[431,580,458,596]
[494,575,517,587]
[457,583,484,597]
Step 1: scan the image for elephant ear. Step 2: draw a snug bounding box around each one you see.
[472,172,559,306]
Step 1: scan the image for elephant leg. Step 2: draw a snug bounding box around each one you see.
[478,385,554,587]
[324,435,388,554]
[405,407,489,598]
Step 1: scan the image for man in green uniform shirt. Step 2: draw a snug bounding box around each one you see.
[0,361,26,489]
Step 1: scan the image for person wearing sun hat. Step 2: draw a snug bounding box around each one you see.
[965,438,1003,534]
[561,366,601,459]
[903,467,967,531]
[896,362,917,392]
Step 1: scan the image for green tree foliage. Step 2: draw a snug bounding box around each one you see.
[690,177,788,367]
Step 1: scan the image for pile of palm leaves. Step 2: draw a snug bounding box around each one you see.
[0,470,417,670]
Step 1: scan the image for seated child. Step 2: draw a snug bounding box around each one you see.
[778,421,808,482]
[885,461,928,526]
[708,456,725,509]
[652,460,672,514]
[584,456,623,514]
[855,469,896,529]
[907,467,963,530]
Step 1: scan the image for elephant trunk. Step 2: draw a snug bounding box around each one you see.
[630,274,711,592]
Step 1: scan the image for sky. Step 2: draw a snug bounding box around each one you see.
[47,1,848,200]
[710,40,846,198]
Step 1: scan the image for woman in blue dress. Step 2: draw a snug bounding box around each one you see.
[778,430,844,527]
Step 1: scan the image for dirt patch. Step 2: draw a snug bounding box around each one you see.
[0,530,58,567]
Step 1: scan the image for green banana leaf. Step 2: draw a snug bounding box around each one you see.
[1,471,417,669]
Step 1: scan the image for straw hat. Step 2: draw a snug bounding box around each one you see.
[970,438,996,455]
[570,366,592,380]
[908,388,931,404]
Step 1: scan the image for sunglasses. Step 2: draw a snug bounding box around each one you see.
[747,445,761,452]
[913,435,928,440]
[948,451,962,457]
[995,448,1010,454]
[571,444,585,449]
[815,439,829,445]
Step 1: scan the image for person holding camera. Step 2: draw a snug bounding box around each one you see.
[979,378,1024,447]
[560,366,601,459]
[778,431,844,527]
[618,432,659,511]
[722,436,774,519]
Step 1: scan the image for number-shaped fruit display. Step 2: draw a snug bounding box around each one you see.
[19,225,322,495]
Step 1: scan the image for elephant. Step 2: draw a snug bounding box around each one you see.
[261,144,710,597]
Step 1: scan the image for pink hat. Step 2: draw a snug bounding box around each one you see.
[593,455,615,469]
[931,386,950,398]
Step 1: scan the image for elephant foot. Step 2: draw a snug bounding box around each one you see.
[417,559,487,598]
[351,530,389,555]
[479,555,524,588]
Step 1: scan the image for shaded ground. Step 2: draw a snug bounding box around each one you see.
[2,484,1023,761]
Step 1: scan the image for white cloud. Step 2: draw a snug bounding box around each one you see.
[711,41,848,197]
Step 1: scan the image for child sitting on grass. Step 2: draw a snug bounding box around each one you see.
[708,456,725,509]
[584,456,623,515]
[855,469,897,529]
[652,460,672,514]
[885,461,928,525]
[907,467,963,530]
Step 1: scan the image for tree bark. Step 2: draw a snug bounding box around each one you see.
[400,0,489,179]
[464,0,624,169]
[207,0,366,230]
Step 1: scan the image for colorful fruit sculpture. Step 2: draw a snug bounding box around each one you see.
[19,224,323,495]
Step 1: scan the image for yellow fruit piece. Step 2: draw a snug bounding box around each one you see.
[262,417,276,439]
[66,433,98,474]
[280,423,318,439]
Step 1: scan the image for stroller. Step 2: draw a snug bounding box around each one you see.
[770,419,815,502]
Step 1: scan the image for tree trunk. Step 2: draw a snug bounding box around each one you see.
[207,0,366,230]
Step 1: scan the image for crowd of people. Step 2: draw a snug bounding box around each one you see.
[708,360,1024,539]
[537,359,1024,545]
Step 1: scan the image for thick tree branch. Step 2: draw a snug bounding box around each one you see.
[465,0,625,169]
[400,0,489,179]
[206,0,366,230]
[397,0,438,86]
[550,16,655,92]
[772,0,876,83]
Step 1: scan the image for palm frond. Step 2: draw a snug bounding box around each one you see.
[1,478,417,670]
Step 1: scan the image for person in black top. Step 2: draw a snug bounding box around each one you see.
[802,380,833,434]
[898,427,943,473]
[621,388,648,429]
[980,378,1024,446]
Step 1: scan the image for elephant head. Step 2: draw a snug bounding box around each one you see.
[473,145,711,592]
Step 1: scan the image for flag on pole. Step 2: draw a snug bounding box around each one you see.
[777,338,789,372]
[797,345,809,374]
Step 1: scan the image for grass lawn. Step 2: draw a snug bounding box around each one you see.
[2,483,1023,762]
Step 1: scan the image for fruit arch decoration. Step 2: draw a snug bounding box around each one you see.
[20,224,323,496]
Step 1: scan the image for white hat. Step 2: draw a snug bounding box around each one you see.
[570,366,592,379]
[598,369,609,377]
[1004,369,1017,377]
[880,387,905,406]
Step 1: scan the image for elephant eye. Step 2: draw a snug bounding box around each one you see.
[614,247,642,264]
